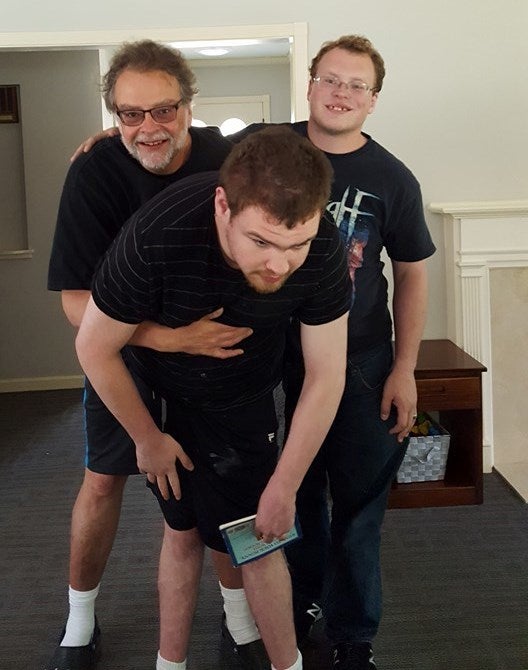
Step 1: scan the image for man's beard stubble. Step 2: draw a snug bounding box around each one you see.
[121,131,185,173]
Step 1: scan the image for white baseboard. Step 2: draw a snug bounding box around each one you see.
[0,375,84,393]
[483,443,493,473]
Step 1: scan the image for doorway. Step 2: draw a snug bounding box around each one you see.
[192,95,270,134]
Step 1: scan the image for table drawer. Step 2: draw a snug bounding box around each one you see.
[416,376,481,410]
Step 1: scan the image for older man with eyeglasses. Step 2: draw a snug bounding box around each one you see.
[46,39,266,670]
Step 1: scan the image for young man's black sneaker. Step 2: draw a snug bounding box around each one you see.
[220,614,270,670]
[332,641,377,669]
[293,600,322,644]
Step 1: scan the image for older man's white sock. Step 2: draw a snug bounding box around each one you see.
[156,651,186,669]
[60,584,99,647]
[272,648,302,670]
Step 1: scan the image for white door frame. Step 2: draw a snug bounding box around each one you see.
[193,95,271,125]
[0,23,309,122]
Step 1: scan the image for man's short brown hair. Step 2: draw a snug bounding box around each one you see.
[102,39,198,111]
[310,35,386,93]
[219,126,333,229]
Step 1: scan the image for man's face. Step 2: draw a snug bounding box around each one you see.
[113,68,192,174]
[308,48,378,140]
[214,187,320,294]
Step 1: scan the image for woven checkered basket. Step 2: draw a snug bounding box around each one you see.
[397,418,450,483]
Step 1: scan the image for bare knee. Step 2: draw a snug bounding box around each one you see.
[161,524,203,562]
[81,469,127,499]
[158,525,204,594]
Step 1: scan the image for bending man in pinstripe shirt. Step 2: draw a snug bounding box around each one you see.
[76,127,351,670]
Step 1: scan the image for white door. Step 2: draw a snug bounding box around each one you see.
[192,95,270,135]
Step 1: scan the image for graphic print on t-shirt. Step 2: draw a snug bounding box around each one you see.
[326,185,379,304]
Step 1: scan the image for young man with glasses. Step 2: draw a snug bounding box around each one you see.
[75,126,351,670]
[47,39,263,670]
[279,35,436,669]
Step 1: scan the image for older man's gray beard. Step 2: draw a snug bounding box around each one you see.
[121,131,185,173]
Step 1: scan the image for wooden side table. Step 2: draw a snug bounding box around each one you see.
[388,339,487,509]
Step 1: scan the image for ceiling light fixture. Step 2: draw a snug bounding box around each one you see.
[198,48,229,56]
[170,39,260,49]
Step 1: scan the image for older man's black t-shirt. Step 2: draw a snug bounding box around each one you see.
[48,127,233,291]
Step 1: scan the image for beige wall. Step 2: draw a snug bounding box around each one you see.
[0,50,101,382]
[490,267,528,464]
[1,0,527,386]
[0,54,291,386]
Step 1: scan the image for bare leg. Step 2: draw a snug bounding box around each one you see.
[211,549,243,588]
[242,550,298,669]
[69,469,128,589]
[158,523,204,662]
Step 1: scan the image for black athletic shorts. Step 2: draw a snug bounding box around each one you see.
[83,375,163,475]
[148,392,279,553]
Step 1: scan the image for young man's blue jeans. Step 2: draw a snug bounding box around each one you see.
[284,341,408,644]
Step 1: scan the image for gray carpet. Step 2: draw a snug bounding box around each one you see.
[1,389,527,669]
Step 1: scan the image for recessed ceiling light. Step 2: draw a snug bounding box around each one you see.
[171,39,260,49]
[198,48,229,56]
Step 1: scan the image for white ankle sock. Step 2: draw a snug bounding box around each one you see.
[272,649,302,670]
[156,651,186,669]
[60,584,100,647]
[219,582,260,645]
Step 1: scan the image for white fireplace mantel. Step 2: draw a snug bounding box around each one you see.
[429,200,528,475]
[429,200,528,218]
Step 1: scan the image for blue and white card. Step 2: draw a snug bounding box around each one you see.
[219,514,301,567]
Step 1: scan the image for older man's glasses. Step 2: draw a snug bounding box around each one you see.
[312,76,375,96]
[115,100,183,126]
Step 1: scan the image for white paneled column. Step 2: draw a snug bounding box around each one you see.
[429,201,528,496]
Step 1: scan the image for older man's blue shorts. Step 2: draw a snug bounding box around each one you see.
[84,375,163,475]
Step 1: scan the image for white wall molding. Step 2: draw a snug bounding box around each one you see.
[0,375,83,393]
[429,200,528,473]
[0,249,34,260]
[429,200,528,218]
[0,25,302,49]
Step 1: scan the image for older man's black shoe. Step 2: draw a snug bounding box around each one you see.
[221,614,269,670]
[332,641,377,669]
[44,620,101,670]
